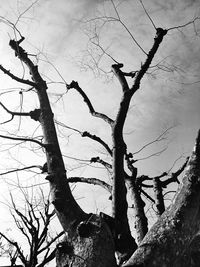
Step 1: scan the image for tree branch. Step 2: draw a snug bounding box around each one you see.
[90,156,112,170]
[68,176,112,193]
[82,131,112,156]
[38,231,65,255]
[110,0,147,55]
[0,134,44,147]
[167,16,200,31]
[10,211,31,246]
[161,157,189,188]
[0,165,41,176]
[0,101,30,117]
[37,248,56,267]
[0,232,26,264]
[131,28,168,94]
[67,81,114,125]
[55,120,112,155]
[132,127,173,155]
[112,63,130,92]
[0,64,35,87]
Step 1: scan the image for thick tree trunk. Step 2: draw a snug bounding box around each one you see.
[179,232,200,267]
[123,130,200,267]
[56,215,116,267]
[9,39,117,267]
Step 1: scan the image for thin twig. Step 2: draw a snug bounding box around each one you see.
[138,0,157,30]
[133,127,173,155]
[0,165,42,176]
[0,134,44,147]
[167,17,200,31]
[110,0,147,55]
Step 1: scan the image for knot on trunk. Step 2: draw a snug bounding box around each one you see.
[57,241,74,255]
[30,109,41,121]
[77,214,101,238]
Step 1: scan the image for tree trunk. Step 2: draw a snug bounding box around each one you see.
[126,178,148,243]
[56,215,116,267]
[9,39,117,267]
[178,232,200,267]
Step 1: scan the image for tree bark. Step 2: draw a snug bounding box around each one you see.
[56,215,116,267]
[178,232,200,267]
[153,177,165,216]
[127,178,148,243]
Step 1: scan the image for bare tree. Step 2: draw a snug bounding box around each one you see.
[0,191,64,267]
[0,1,199,267]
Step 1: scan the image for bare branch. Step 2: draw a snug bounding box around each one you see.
[10,210,31,246]
[0,101,31,124]
[82,131,112,156]
[132,127,173,155]
[55,120,112,155]
[89,35,119,64]
[14,0,40,27]
[38,231,65,255]
[0,64,35,87]
[67,81,114,125]
[110,0,147,55]
[167,16,200,31]
[9,38,48,91]
[0,133,44,147]
[131,28,168,93]
[0,165,41,177]
[112,63,129,92]
[90,156,112,170]
[138,0,157,30]
[140,188,155,203]
[161,157,189,187]
[37,247,57,267]
[0,232,26,264]
[55,120,82,134]
[68,177,112,193]
[137,157,189,190]
[136,146,167,161]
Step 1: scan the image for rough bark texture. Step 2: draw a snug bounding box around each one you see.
[56,215,116,267]
[153,177,165,216]
[123,130,200,267]
[126,178,148,243]
[179,233,200,267]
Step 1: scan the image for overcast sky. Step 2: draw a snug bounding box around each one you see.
[0,0,200,265]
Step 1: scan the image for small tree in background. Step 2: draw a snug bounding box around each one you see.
[0,190,64,267]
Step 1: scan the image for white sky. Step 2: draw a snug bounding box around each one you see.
[0,0,200,265]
